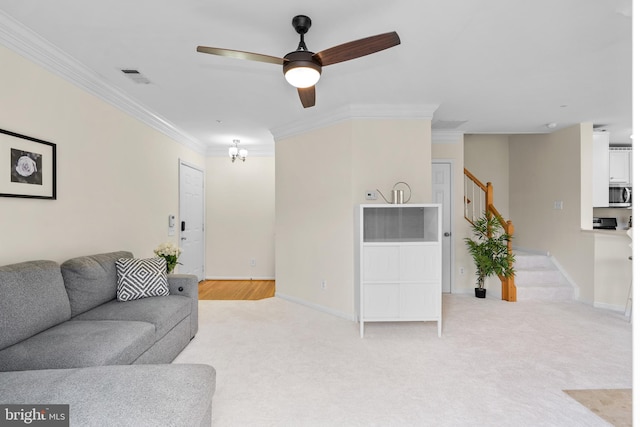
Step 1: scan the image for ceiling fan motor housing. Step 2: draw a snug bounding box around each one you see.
[283,50,322,88]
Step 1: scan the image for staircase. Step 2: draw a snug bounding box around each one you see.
[514,251,574,301]
[464,168,516,301]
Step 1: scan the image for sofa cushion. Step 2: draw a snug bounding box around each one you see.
[0,320,155,372]
[73,295,191,340]
[60,251,133,317]
[116,257,169,302]
[0,364,216,427]
[0,260,71,350]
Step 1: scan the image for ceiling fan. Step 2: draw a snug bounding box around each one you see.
[197,15,400,108]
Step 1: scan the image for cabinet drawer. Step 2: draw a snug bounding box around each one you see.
[363,246,399,282]
[362,284,398,318]
[362,283,440,320]
[399,245,441,282]
[399,283,441,318]
[363,245,439,282]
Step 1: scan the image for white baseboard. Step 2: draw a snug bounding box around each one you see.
[593,301,627,314]
[275,292,356,322]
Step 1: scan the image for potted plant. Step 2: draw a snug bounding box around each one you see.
[464,212,515,298]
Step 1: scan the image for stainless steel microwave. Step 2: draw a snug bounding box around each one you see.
[609,184,632,207]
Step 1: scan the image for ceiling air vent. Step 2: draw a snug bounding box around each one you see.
[120,69,151,84]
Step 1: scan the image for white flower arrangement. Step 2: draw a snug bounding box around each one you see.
[154,242,182,257]
[153,242,183,273]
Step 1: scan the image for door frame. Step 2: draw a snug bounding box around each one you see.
[432,159,456,294]
[179,159,206,280]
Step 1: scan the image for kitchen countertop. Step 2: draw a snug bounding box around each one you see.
[583,229,632,236]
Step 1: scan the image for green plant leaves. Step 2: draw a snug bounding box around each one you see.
[464,212,515,288]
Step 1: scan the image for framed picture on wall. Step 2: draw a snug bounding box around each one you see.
[0,128,56,199]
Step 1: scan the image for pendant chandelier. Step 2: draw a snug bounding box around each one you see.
[229,139,248,163]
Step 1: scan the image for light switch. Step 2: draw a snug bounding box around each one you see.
[553,200,563,210]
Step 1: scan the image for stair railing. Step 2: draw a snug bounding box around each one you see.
[464,168,517,302]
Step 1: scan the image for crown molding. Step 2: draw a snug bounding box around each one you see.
[270,103,440,141]
[0,11,206,155]
[432,131,464,143]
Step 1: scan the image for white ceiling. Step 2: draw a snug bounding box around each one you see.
[0,0,633,155]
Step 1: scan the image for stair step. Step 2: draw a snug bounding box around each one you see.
[513,253,553,269]
[516,269,566,286]
[517,284,574,301]
[513,252,574,301]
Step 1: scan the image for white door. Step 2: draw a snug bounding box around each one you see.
[432,162,453,293]
[179,161,205,281]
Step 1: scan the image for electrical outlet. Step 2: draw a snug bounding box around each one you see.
[365,191,378,200]
[459,267,464,275]
[250,259,256,267]
[321,280,327,289]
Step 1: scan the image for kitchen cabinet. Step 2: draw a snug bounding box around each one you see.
[592,133,610,207]
[609,147,632,184]
[358,204,442,337]
[593,231,632,313]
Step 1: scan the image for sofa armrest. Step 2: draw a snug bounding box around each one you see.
[168,274,198,298]
[168,274,199,338]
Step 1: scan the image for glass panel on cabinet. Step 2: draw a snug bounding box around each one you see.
[363,206,439,242]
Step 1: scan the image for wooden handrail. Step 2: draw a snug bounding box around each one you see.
[464,168,488,192]
[464,168,517,302]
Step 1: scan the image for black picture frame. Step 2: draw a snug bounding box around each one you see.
[0,128,57,199]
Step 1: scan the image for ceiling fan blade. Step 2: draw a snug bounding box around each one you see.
[313,31,400,66]
[197,46,286,65]
[297,86,316,108]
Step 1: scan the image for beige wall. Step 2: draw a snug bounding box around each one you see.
[464,134,510,218]
[205,156,275,279]
[275,122,354,317]
[0,45,205,265]
[509,125,595,302]
[351,120,432,203]
[275,119,431,318]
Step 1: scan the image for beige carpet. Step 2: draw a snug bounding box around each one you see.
[564,389,632,427]
[174,294,632,426]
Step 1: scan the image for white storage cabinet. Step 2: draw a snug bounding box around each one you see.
[609,147,632,185]
[358,204,442,337]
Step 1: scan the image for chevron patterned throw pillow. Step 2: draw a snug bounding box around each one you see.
[116,257,170,301]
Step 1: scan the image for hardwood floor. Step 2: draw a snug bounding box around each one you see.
[198,280,275,300]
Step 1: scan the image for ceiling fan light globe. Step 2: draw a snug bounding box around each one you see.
[239,148,248,159]
[229,146,238,158]
[285,66,320,88]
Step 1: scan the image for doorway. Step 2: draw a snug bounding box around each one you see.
[179,161,205,281]
[432,161,454,293]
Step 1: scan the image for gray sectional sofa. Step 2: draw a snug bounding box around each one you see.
[0,251,215,426]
